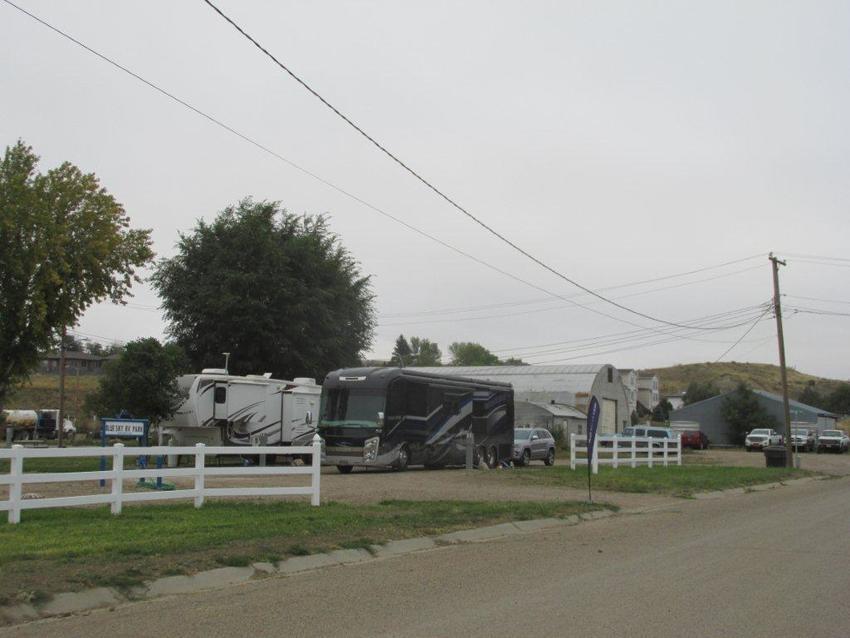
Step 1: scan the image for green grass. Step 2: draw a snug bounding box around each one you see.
[500,464,811,497]
[0,499,606,603]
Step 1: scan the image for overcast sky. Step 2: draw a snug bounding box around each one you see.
[2,0,849,380]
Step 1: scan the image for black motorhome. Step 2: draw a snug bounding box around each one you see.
[319,367,514,473]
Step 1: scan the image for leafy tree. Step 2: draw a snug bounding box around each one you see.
[500,357,528,366]
[0,141,153,407]
[825,383,850,416]
[152,199,375,380]
[391,335,413,367]
[651,399,673,423]
[85,338,189,424]
[683,380,719,405]
[448,342,501,366]
[797,382,824,409]
[721,383,777,444]
[59,333,86,352]
[630,410,640,426]
[410,337,442,366]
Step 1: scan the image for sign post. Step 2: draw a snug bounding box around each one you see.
[100,417,150,487]
[585,396,601,503]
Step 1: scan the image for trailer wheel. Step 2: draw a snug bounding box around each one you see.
[486,446,498,468]
[337,465,353,474]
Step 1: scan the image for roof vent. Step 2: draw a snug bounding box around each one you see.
[293,377,316,385]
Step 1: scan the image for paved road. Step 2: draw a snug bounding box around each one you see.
[8,478,849,637]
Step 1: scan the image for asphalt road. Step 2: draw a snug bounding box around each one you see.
[8,478,849,638]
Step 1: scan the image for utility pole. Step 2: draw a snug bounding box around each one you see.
[58,325,67,448]
[769,253,793,467]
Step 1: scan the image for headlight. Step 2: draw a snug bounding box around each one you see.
[363,436,380,462]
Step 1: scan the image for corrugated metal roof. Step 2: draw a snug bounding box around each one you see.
[408,365,609,394]
[753,390,838,417]
[525,402,587,419]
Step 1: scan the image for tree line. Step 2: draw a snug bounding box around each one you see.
[388,336,526,367]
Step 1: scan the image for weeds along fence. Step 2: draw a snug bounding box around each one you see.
[0,435,323,524]
[570,433,682,474]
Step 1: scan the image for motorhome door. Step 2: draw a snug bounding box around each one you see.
[213,383,228,420]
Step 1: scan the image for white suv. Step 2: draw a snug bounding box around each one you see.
[745,428,782,452]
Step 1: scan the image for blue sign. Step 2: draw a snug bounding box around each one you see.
[586,396,601,455]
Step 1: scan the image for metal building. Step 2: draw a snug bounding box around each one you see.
[408,365,630,434]
[669,389,839,445]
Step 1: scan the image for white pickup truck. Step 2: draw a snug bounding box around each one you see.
[745,428,782,452]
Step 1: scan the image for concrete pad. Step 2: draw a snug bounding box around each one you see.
[513,518,565,532]
[252,562,276,574]
[437,522,521,544]
[326,548,372,565]
[372,536,437,558]
[41,588,120,616]
[580,510,615,521]
[145,567,253,597]
[747,482,782,492]
[277,553,341,574]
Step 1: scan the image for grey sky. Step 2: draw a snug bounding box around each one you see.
[2,0,848,379]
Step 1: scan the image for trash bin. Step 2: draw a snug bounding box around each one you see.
[763,446,787,467]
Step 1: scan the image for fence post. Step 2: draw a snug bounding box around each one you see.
[663,437,669,467]
[194,443,205,508]
[677,434,682,466]
[8,445,23,524]
[648,438,654,468]
[612,436,619,469]
[570,433,576,470]
[311,433,322,506]
[111,443,124,515]
[631,436,637,468]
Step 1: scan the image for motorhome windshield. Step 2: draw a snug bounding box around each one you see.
[321,388,385,428]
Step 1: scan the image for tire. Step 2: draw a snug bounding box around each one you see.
[544,448,555,466]
[337,465,353,474]
[486,446,498,468]
[473,446,486,468]
[518,449,530,466]
[393,445,409,471]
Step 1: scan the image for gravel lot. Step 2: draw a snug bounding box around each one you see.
[684,447,850,475]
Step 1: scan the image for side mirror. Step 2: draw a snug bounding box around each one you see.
[377,411,385,427]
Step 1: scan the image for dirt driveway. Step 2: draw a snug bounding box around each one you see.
[684,447,850,475]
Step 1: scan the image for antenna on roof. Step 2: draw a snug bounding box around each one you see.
[222,352,231,374]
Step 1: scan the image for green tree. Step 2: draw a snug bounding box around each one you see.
[448,342,501,366]
[152,199,375,380]
[409,337,442,366]
[0,141,153,407]
[391,335,413,367]
[500,357,528,366]
[797,382,824,409]
[683,380,719,405]
[825,383,850,416]
[85,338,189,424]
[720,383,777,444]
[651,398,673,423]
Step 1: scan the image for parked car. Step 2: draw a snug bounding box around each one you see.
[513,428,556,466]
[680,430,710,450]
[816,430,849,454]
[745,428,782,452]
[613,426,677,447]
[790,428,816,452]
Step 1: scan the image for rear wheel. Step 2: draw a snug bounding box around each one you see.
[521,449,531,466]
[337,465,353,474]
[544,448,555,466]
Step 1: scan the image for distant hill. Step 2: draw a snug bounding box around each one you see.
[3,374,99,424]
[644,362,847,402]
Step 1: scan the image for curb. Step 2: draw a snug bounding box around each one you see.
[0,510,616,625]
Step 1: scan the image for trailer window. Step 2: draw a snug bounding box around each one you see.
[214,386,227,404]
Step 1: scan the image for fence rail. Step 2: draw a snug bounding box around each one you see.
[570,433,682,474]
[0,435,323,524]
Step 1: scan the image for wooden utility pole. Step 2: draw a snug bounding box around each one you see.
[58,326,67,448]
[769,253,793,467]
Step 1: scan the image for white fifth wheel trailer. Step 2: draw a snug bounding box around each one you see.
[159,370,320,451]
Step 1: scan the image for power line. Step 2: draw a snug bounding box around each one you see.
[784,294,850,306]
[783,252,850,263]
[202,0,742,332]
[713,307,773,363]
[4,0,752,341]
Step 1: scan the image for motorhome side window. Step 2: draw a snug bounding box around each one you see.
[214,386,227,404]
[386,379,427,418]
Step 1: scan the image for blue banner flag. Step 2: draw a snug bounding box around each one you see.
[586,396,601,502]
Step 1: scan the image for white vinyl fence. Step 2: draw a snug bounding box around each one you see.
[570,433,682,474]
[0,435,323,524]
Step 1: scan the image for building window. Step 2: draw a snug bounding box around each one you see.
[607,367,613,383]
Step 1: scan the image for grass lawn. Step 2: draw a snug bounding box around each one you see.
[498,464,811,497]
[0,498,606,604]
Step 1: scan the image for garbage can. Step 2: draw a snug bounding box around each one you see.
[763,446,787,467]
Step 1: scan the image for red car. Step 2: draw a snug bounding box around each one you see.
[680,430,709,450]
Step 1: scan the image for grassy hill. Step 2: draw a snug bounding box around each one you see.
[644,362,847,400]
[2,373,100,421]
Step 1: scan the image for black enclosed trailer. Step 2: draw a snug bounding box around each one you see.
[319,367,514,473]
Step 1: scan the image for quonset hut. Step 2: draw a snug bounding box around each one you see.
[409,365,630,436]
